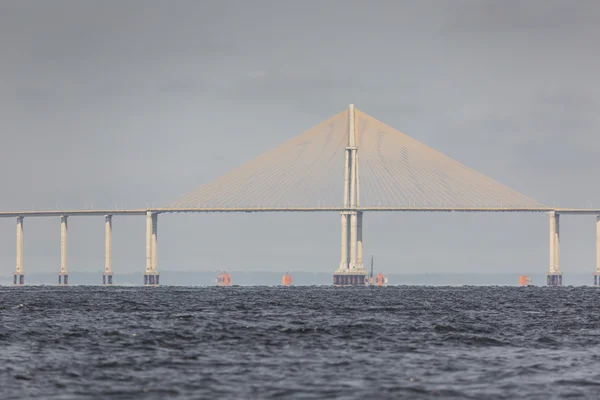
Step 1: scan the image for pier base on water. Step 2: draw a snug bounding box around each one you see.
[58,273,69,286]
[546,274,562,286]
[594,273,600,287]
[13,274,24,286]
[144,274,160,286]
[333,268,368,286]
[103,273,113,286]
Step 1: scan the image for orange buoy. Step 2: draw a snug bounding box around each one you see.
[375,273,385,286]
[217,272,231,286]
[282,273,292,286]
[518,275,531,286]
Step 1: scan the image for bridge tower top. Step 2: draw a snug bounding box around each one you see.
[348,104,356,148]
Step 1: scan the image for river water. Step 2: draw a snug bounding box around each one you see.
[1,286,600,399]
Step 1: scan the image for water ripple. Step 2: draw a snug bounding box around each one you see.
[1,286,600,399]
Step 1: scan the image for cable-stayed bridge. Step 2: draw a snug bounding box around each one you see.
[2,105,599,286]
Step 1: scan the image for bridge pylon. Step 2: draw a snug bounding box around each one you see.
[334,104,367,286]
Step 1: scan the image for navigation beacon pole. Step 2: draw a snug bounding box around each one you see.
[14,216,24,285]
[103,215,113,285]
[547,211,562,286]
[333,104,367,286]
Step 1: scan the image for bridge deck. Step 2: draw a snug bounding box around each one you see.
[0,210,146,217]
[0,207,597,218]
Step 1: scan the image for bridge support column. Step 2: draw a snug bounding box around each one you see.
[349,211,357,268]
[151,213,159,285]
[103,215,113,285]
[14,217,24,285]
[58,215,69,285]
[594,215,600,286]
[144,211,152,285]
[547,211,562,286]
[333,104,366,286]
[357,211,363,268]
[349,138,357,269]
[144,211,159,286]
[339,213,349,269]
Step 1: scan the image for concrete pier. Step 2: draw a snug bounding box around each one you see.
[103,215,113,285]
[58,215,69,285]
[595,215,600,286]
[547,211,562,286]
[144,211,159,285]
[151,212,159,285]
[144,211,152,285]
[14,216,24,285]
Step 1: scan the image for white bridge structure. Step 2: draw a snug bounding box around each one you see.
[2,105,600,286]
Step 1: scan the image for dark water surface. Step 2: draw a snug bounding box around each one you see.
[1,286,600,399]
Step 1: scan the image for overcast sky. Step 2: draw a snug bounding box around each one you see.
[0,1,599,279]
